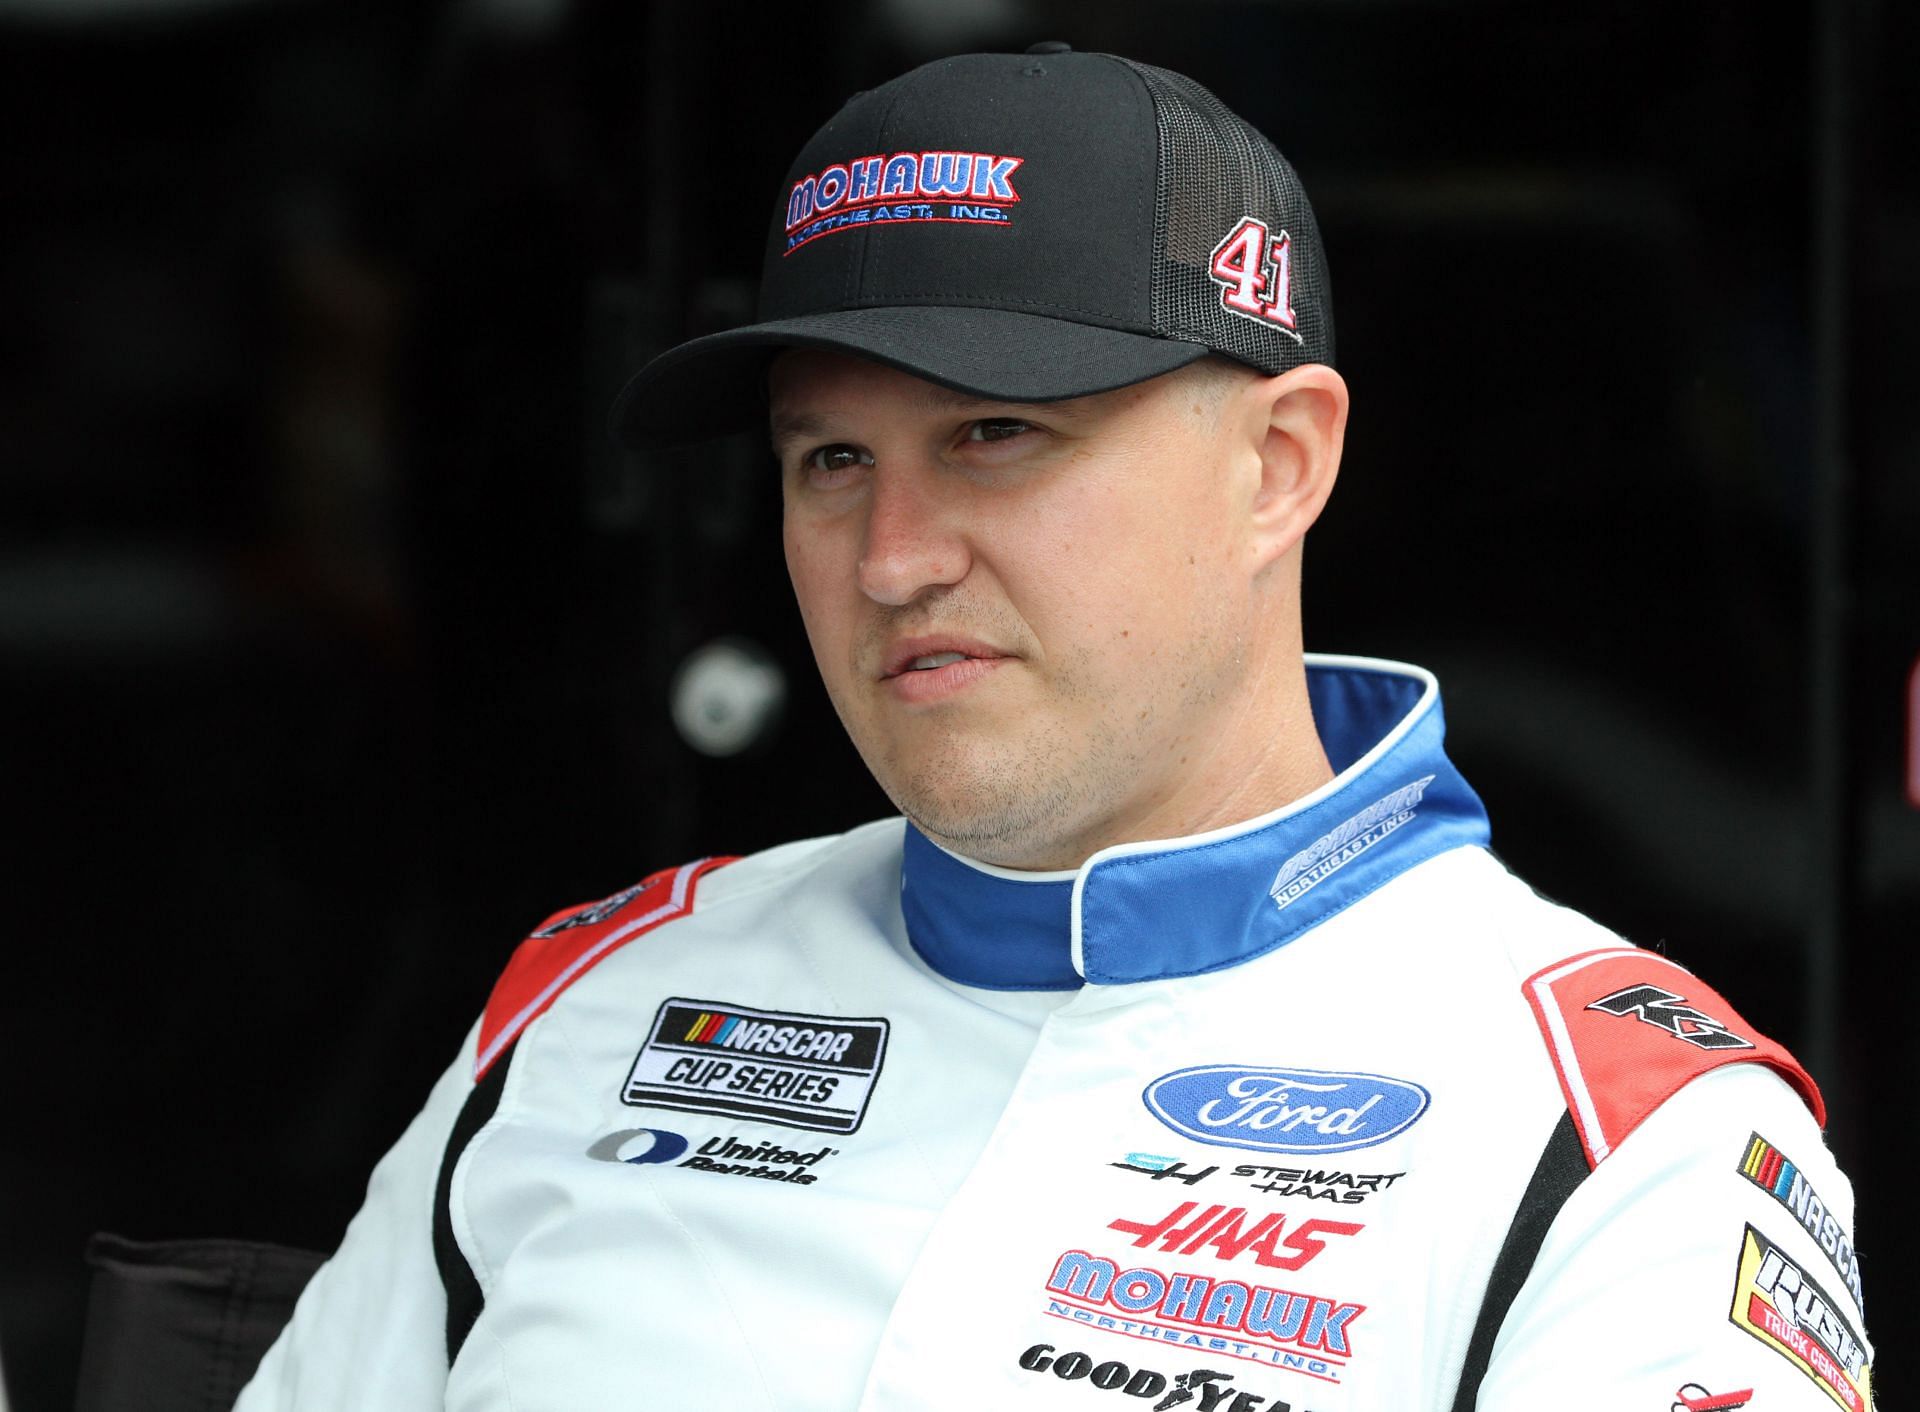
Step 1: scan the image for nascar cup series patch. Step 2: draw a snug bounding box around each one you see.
[621,997,889,1135]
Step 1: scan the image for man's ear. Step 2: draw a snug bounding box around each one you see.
[1243,363,1348,573]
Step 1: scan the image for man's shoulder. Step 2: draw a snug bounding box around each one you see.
[682,815,907,911]
[1395,848,1826,1165]
[1383,842,1630,976]
[472,817,908,1079]
[1518,939,1825,1168]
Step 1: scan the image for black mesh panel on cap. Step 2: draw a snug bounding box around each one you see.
[1118,59,1335,373]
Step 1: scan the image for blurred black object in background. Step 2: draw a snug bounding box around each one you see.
[2,1,1913,1407]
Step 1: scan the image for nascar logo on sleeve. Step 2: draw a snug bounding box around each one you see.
[1738,1134,1865,1314]
[621,998,889,1135]
[1728,1224,1871,1411]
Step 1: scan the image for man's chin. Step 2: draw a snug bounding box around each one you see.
[887,772,1094,870]
[849,711,1110,868]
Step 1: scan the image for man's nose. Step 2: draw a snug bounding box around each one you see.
[856,464,970,606]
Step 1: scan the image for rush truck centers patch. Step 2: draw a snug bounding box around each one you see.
[621,998,889,1135]
[1727,1224,1871,1411]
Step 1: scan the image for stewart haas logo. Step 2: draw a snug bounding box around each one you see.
[1044,1250,1361,1382]
[1268,777,1434,912]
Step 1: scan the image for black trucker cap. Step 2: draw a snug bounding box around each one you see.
[610,45,1332,448]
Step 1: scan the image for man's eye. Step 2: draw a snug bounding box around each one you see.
[966,418,1032,444]
[803,444,872,475]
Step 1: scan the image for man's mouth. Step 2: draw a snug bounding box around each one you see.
[880,638,1008,679]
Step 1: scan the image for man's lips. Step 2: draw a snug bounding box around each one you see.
[878,636,1012,680]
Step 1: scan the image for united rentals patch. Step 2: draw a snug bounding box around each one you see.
[1728,1224,1871,1411]
[621,997,889,1135]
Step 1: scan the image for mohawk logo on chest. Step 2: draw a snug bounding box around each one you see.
[783,150,1024,253]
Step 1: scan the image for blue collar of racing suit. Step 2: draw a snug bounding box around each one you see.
[899,656,1492,990]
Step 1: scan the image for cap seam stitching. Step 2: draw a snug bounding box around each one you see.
[849,84,911,307]
[1104,53,1157,330]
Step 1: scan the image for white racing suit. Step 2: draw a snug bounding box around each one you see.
[238,656,1872,1412]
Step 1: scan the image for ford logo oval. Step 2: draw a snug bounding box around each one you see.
[1143,1065,1430,1154]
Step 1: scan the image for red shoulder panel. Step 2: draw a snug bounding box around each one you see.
[474,856,736,1080]
[1523,947,1824,1169]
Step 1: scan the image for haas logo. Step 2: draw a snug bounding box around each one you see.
[1585,985,1754,1051]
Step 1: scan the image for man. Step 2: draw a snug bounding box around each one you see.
[239,47,1871,1412]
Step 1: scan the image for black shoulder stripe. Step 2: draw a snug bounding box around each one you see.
[1450,1110,1588,1410]
[432,1048,512,1366]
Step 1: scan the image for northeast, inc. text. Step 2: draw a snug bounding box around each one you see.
[785,200,1011,254]
[621,997,889,1134]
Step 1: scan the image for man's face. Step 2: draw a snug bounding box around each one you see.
[771,350,1268,870]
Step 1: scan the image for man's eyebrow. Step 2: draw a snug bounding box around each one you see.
[770,387,1085,445]
[768,408,830,446]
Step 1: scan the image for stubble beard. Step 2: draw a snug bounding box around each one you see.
[844,636,1221,871]
[881,698,1126,867]
[824,579,1247,870]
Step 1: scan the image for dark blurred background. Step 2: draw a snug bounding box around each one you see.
[1,0,1913,1407]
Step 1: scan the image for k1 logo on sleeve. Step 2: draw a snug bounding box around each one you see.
[621,997,889,1135]
[1523,947,1825,1166]
[1584,983,1752,1050]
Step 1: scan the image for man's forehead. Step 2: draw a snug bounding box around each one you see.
[767,350,1064,438]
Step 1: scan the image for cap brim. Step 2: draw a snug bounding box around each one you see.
[609,306,1210,449]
